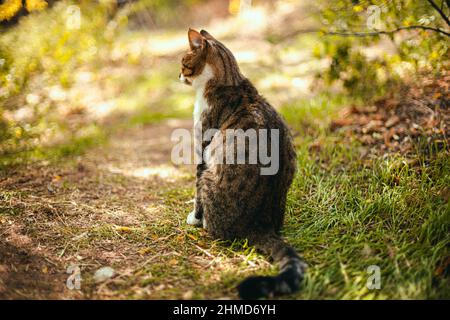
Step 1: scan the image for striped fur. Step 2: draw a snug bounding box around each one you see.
[179,29,307,299]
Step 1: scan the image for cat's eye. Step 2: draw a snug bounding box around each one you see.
[182,63,192,70]
[182,64,193,75]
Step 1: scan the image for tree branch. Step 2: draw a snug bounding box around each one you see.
[427,0,450,27]
[325,25,450,38]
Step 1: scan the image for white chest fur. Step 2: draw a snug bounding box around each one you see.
[192,64,214,124]
[193,88,208,124]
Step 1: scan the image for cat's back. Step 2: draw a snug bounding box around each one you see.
[217,79,290,132]
[214,80,296,178]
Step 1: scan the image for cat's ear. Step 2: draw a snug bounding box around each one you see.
[188,28,204,50]
[200,29,215,41]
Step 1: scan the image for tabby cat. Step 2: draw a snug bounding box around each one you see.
[179,29,307,299]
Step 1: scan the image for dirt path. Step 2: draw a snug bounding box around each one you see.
[0,119,213,299]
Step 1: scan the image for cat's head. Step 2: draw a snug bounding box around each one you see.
[179,28,242,87]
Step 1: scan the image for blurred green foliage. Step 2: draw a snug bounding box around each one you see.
[315,0,449,99]
[0,0,198,168]
[0,1,126,166]
[128,0,202,26]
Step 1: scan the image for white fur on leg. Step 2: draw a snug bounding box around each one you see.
[186,209,202,226]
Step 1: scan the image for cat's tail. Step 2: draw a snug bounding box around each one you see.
[237,233,307,299]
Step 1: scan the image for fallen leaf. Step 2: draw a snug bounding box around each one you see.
[138,247,151,255]
[197,241,207,248]
[187,234,197,241]
[168,259,178,265]
[308,140,322,152]
[384,128,395,147]
[440,187,450,203]
[330,118,353,131]
[385,115,400,128]
[114,226,132,232]
[435,256,450,277]
[362,120,383,134]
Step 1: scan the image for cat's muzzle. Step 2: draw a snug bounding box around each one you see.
[179,73,192,85]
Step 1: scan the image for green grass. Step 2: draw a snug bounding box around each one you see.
[281,92,362,135]
[279,97,450,299]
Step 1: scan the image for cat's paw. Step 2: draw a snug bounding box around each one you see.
[186,210,203,227]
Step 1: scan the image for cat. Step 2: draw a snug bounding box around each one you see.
[179,28,307,299]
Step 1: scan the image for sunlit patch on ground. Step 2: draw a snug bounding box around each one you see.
[107,164,188,182]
